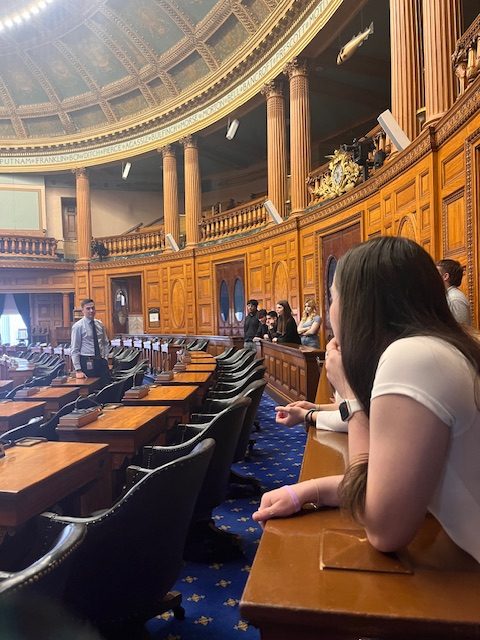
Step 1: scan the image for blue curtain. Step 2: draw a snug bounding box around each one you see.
[13,294,31,342]
[0,294,5,318]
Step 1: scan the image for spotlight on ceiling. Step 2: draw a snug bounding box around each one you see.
[264,199,283,225]
[226,118,239,140]
[122,161,132,180]
[165,233,180,252]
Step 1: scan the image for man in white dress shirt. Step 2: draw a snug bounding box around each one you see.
[437,259,471,325]
[71,298,111,383]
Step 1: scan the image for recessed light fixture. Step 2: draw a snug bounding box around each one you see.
[0,0,56,32]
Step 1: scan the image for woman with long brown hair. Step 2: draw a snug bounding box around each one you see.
[253,236,480,562]
[272,300,301,345]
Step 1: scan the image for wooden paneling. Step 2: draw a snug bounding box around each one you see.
[31,293,63,332]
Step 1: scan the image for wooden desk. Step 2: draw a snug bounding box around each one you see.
[184,363,217,373]
[122,385,198,424]
[189,352,214,360]
[258,340,322,404]
[155,372,213,404]
[0,381,13,394]
[7,365,35,386]
[57,405,171,470]
[0,401,46,434]
[0,441,111,527]
[241,429,480,640]
[53,376,102,397]
[14,386,79,417]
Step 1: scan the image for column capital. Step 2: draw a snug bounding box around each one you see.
[180,135,197,149]
[261,79,284,99]
[73,167,88,179]
[158,144,176,157]
[284,57,309,80]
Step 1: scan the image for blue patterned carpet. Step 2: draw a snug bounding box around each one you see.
[147,392,307,640]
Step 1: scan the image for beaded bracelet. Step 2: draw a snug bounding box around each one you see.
[282,485,301,512]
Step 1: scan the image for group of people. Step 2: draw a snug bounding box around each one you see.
[244,299,322,350]
[252,238,479,565]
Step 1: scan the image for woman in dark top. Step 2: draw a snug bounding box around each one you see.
[272,300,301,344]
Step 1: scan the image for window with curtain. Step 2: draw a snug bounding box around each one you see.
[0,294,28,345]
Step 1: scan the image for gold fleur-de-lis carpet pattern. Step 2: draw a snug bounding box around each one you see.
[147,393,306,639]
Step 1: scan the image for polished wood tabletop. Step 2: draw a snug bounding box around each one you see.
[0,381,14,393]
[0,400,47,434]
[185,363,217,372]
[53,376,102,397]
[122,385,198,405]
[157,372,212,386]
[241,428,480,640]
[189,352,215,359]
[57,405,171,469]
[14,385,79,416]
[122,384,198,423]
[0,441,110,528]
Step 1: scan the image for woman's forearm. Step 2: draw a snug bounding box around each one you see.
[294,476,343,507]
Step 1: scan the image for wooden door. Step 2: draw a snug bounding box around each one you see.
[61,198,77,241]
[321,223,361,341]
[215,260,245,337]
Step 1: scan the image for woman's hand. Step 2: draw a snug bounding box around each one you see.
[275,405,307,427]
[325,338,355,399]
[252,485,301,523]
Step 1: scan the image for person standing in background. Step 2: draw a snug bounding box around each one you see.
[297,299,322,348]
[71,298,111,384]
[272,300,301,344]
[253,309,268,342]
[437,259,471,325]
[244,299,260,350]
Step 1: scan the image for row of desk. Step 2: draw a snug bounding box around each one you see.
[0,351,217,532]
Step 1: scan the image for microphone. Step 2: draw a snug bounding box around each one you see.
[73,394,103,414]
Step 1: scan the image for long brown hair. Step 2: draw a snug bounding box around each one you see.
[336,236,480,520]
[276,299,292,335]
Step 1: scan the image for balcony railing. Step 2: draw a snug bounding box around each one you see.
[0,234,57,259]
[452,13,480,95]
[200,197,270,242]
[96,226,165,257]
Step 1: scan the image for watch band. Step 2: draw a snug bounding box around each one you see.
[339,399,363,422]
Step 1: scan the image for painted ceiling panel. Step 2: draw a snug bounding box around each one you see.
[0,56,50,106]
[64,24,129,87]
[33,44,91,101]
[110,0,185,54]
[169,52,211,91]
[69,105,109,131]
[208,15,249,62]
[178,0,219,23]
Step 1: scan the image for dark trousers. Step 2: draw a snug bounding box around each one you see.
[79,356,111,386]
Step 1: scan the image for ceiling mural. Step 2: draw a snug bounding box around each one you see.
[0,0,288,138]
[0,0,346,169]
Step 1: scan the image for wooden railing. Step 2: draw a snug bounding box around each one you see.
[0,234,57,259]
[453,13,480,95]
[200,197,271,242]
[96,226,165,257]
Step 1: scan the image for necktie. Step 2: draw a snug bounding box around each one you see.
[91,320,101,358]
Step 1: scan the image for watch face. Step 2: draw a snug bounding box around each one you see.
[339,401,349,421]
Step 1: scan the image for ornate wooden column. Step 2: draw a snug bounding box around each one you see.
[262,80,287,218]
[74,167,92,262]
[182,136,202,247]
[285,59,311,214]
[422,0,461,125]
[160,145,180,248]
[389,0,422,141]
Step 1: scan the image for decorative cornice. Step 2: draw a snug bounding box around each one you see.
[0,259,74,271]
[0,0,339,171]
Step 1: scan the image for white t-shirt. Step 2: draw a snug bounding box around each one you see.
[371,336,480,562]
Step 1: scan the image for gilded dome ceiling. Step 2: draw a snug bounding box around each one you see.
[0,0,342,170]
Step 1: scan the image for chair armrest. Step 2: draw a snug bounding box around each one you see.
[190,413,217,423]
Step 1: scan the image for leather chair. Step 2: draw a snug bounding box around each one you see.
[189,338,209,351]
[0,517,86,599]
[191,379,267,493]
[217,349,256,371]
[214,347,236,361]
[216,357,265,382]
[39,439,215,638]
[216,347,249,365]
[111,350,142,373]
[93,379,125,404]
[143,397,251,562]
[207,366,266,400]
